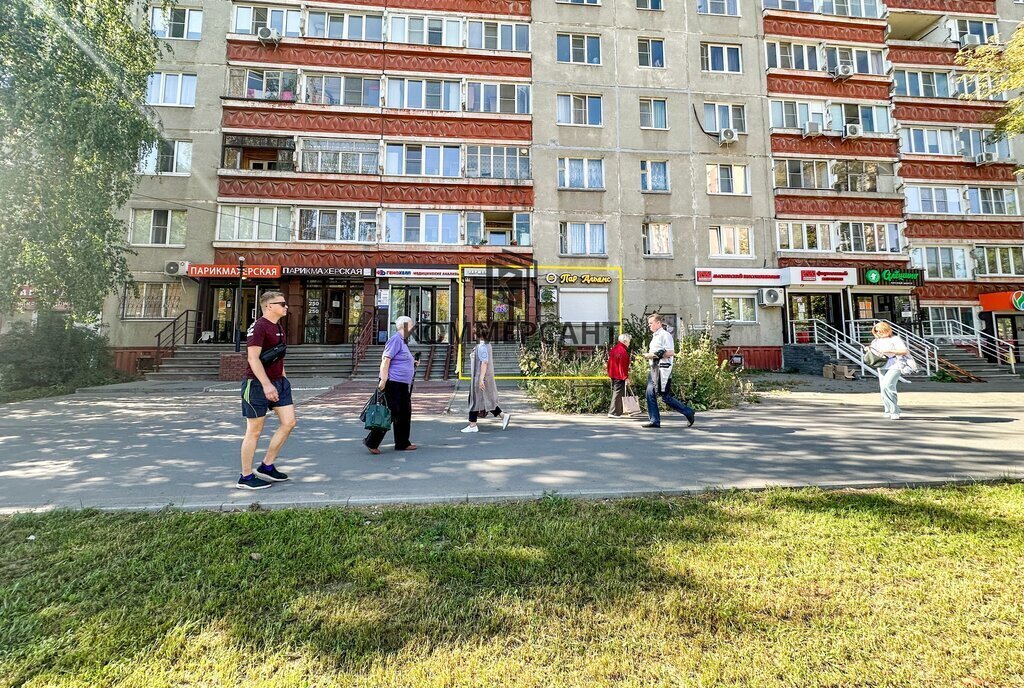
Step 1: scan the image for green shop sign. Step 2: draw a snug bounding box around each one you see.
[861,268,923,287]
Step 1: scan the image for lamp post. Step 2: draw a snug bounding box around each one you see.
[233,256,246,353]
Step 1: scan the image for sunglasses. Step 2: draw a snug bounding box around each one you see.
[268,301,288,307]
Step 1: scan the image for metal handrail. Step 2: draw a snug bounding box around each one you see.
[153,310,201,367]
[792,319,875,379]
[923,319,1017,374]
[442,343,454,380]
[424,344,436,381]
[349,308,375,379]
[850,319,937,376]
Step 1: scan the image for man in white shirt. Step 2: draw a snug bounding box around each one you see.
[642,313,695,428]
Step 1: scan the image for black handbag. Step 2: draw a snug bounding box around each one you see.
[259,323,287,365]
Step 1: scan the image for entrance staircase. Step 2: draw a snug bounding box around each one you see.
[460,341,524,377]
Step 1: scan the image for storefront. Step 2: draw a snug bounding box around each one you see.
[780,267,857,343]
[376,268,457,345]
[284,267,372,345]
[978,291,1024,364]
[189,263,282,344]
[850,266,923,333]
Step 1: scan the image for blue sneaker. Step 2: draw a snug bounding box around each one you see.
[236,473,272,490]
[256,464,289,482]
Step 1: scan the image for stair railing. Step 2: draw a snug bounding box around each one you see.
[153,310,202,368]
[424,345,436,381]
[442,343,454,380]
[850,319,937,376]
[922,319,1016,375]
[349,309,375,379]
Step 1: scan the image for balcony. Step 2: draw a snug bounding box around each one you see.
[773,159,900,194]
[222,134,295,171]
[763,0,886,20]
[227,68,298,103]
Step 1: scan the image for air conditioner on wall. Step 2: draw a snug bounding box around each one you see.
[758,288,784,307]
[959,34,982,47]
[802,121,823,138]
[975,152,998,166]
[719,128,739,145]
[844,123,863,139]
[164,261,189,276]
[832,64,855,80]
[257,27,282,45]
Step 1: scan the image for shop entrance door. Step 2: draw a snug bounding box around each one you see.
[324,287,349,344]
[788,292,844,343]
[474,284,527,342]
[390,286,450,344]
[996,315,1024,363]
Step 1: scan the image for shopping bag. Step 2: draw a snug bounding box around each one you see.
[363,390,392,432]
[622,384,642,416]
[863,347,888,369]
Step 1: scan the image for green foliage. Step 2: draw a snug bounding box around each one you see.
[930,369,960,383]
[956,29,1024,139]
[0,0,161,317]
[518,344,610,414]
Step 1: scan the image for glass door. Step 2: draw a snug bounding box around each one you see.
[325,287,349,344]
[996,315,1024,363]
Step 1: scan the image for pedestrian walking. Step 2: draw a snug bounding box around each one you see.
[642,313,695,429]
[867,321,910,420]
[607,333,631,417]
[237,291,295,489]
[364,315,419,454]
[461,335,510,433]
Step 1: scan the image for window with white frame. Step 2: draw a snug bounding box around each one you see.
[299,208,377,242]
[467,146,531,180]
[560,0,600,5]
[642,222,672,256]
[899,127,958,156]
[301,139,378,174]
[832,160,894,193]
[640,160,669,191]
[557,93,603,125]
[894,70,952,98]
[709,225,752,257]
[700,43,742,73]
[466,212,532,246]
[777,221,832,251]
[235,69,297,101]
[467,82,531,114]
[905,186,963,214]
[151,7,202,40]
[305,74,378,106]
[770,99,826,128]
[954,73,1007,101]
[385,211,460,244]
[146,72,196,106]
[558,158,604,189]
[766,41,819,70]
[637,0,663,9]
[954,19,997,43]
[386,77,460,111]
[385,143,461,177]
[122,283,184,320]
[836,221,900,252]
[968,187,1019,215]
[706,164,749,194]
[960,129,1011,159]
[217,205,292,241]
[389,14,462,47]
[713,294,757,323]
[698,0,739,15]
[638,38,665,67]
[559,222,606,255]
[640,97,668,128]
[130,209,186,246]
[467,19,530,51]
[773,159,828,189]
[703,103,746,132]
[764,0,881,16]
[830,103,890,133]
[233,6,301,36]
[925,306,975,328]
[306,11,383,40]
[557,33,601,64]
[976,245,1024,275]
[824,46,884,75]
[139,140,192,175]
[910,246,969,279]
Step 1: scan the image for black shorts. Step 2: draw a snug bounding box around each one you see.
[241,377,293,419]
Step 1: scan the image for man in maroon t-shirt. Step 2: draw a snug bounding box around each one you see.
[237,290,296,490]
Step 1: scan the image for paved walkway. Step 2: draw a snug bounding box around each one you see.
[0,376,1021,513]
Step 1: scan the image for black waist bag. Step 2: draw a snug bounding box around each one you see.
[259,323,287,365]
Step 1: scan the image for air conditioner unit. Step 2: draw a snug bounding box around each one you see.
[959,34,982,47]
[975,151,998,166]
[844,123,864,138]
[832,64,855,80]
[801,121,823,138]
[758,288,784,307]
[164,261,189,276]
[257,26,282,45]
[718,127,739,145]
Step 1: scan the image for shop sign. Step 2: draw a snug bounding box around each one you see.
[187,264,281,279]
[544,272,613,285]
[376,268,459,278]
[979,290,1024,312]
[376,289,390,308]
[694,268,786,286]
[860,267,922,287]
[787,267,856,286]
[281,266,369,277]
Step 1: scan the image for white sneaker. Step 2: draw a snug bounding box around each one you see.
[608,413,619,418]
[461,425,479,433]
[890,413,901,420]
[502,413,511,430]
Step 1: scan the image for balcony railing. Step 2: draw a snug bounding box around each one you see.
[763,0,886,19]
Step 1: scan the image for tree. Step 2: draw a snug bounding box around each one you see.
[0,0,160,318]
[957,30,1024,138]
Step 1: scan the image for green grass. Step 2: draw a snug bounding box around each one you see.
[3,485,1024,687]
[0,385,72,405]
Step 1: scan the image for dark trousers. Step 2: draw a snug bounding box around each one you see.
[365,380,413,449]
[646,372,694,425]
[609,379,626,415]
[469,406,502,423]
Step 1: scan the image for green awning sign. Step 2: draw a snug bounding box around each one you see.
[861,268,921,286]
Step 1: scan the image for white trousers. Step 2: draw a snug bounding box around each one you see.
[879,365,901,415]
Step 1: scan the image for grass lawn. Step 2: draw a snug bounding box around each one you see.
[2,485,1023,687]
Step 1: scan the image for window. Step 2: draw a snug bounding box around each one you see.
[139,140,192,175]
[960,129,1011,159]
[709,226,752,257]
[910,246,969,279]
[559,222,607,255]
[770,99,826,129]
[706,164,749,194]
[954,19,997,43]
[642,222,672,256]
[467,146,531,180]
[824,46,884,75]
[836,222,900,253]
[146,72,196,106]
[304,74,378,106]
[384,211,460,244]
[390,14,462,47]
[236,69,297,102]
[899,127,958,156]
[703,103,746,132]
[467,20,530,51]
[968,187,1019,215]
[131,209,186,246]
[558,158,604,189]
[306,11,383,40]
[557,34,601,64]
[467,82,531,114]
[640,98,668,128]
[637,0,663,8]
[557,93,603,125]
[698,0,739,15]
[832,161,894,193]
[151,7,202,40]
[299,209,377,242]
[713,295,757,323]
[301,139,378,174]
[894,70,952,98]
[925,306,975,329]
[386,78,460,111]
[640,160,669,191]
[975,245,1024,276]
[830,103,890,133]
[560,0,600,4]
[777,221,832,251]
[766,41,818,71]
[700,43,742,73]
[233,6,301,36]
[638,38,665,68]
[773,159,828,189]
[954,74,1007,101]
[217,205,292,241]
[122,283,183,320]
[385,143,461,177]
[764,0,881,17]
[905,186,963,214]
